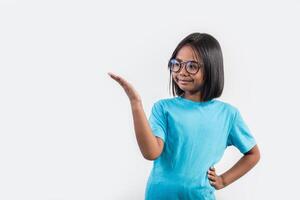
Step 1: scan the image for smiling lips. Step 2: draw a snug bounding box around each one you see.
[178,79,193,84]
[179,79,193,82]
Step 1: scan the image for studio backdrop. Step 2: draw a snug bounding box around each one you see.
[0,0,299,199]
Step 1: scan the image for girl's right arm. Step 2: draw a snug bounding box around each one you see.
[108,72,164,160]
[131,100,164,160]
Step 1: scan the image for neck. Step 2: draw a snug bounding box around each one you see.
[182,91,203,102]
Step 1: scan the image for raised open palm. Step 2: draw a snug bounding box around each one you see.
[108,72,141,103]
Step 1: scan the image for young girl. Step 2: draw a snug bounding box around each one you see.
[108,32,260,200]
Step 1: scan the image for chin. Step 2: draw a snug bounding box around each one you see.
[178,85,193,91]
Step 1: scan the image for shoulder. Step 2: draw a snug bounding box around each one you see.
[150,97,178,114]
[152,97,177,107]
[214,99,239,116]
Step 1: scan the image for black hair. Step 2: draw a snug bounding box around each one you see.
[168,32,224,101]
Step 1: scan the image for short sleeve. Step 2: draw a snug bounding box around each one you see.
[226,108,256,154]
[148,101,167,142]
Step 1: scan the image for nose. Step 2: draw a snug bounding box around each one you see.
[178,63,189,75]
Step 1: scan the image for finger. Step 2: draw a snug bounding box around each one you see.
[107,72,114,77]
[108,73,122,82]
[209,180,216,186]
[108,72,119,79]
[208,169,216,175]
[208,174,217,181]
[210,166,215,171]
[108,72,128,87]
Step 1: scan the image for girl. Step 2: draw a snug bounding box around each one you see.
[108,32,260,200]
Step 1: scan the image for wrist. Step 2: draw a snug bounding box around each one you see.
[130,99,142,108]
[220,174,227,188]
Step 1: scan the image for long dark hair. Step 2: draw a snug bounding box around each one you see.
[168,32,224,101]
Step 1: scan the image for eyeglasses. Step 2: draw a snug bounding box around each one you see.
[168,58,203,75]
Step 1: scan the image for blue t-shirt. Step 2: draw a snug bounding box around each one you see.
[145,96,256,200]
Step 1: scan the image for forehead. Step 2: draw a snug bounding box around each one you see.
[176,45,200,62]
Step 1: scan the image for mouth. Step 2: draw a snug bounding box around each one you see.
[179,79,192,81]
[178,78,193,82]
[178,79,193,84]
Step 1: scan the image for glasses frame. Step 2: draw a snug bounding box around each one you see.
[168,58,203,75]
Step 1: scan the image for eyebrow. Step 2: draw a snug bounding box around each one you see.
[175,58,197,62]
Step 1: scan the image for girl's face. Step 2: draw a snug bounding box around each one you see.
[172,45,205,95]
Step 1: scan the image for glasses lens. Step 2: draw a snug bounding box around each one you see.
[169,59,180,72]
[186,62,200,74]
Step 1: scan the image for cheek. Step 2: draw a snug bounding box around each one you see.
[193,74,204,84]
[172,74,177,81]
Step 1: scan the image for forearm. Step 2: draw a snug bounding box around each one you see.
[221,152,260,187]
[130,100,161,160]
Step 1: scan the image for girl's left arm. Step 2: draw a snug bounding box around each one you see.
[208,144,260,190]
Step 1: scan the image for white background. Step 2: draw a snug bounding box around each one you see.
[1,0,300,199]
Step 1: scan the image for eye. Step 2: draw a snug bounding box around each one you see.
[188,62,199,69]
[172,59,180,65]
[168,59,181,72]
[169,59,180,67]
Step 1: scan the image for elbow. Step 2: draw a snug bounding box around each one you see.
[253,145,261,163]
[143,138,164,161]
[252,153,260,166]
[143,137,164,161]
[143,152,161,161]
[244,144,261,164]
[255,150,261,164]
[144,157,156,161]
